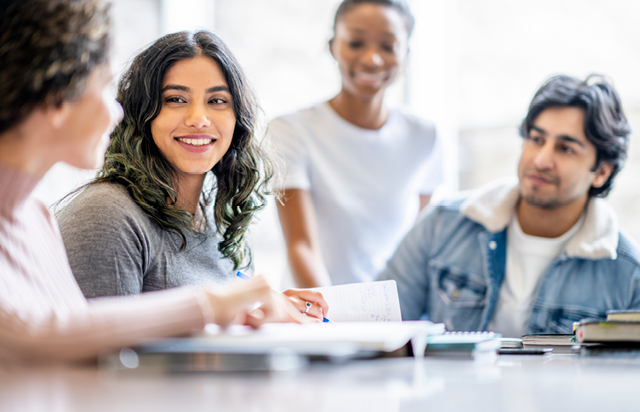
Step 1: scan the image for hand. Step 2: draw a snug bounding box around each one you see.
[244,289,326,328]
[203,276,272,328]
[282,289,329,321]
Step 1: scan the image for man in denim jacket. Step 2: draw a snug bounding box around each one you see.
[379,75,640,336]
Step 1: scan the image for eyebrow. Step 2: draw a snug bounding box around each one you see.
[347,28,397,39]
[161,84,231,94]
[530,125,585,148]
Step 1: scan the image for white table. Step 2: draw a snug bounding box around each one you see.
[1,354,639,412]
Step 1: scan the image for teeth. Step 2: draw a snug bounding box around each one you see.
[177,138,213,146]
[355,71,385,80]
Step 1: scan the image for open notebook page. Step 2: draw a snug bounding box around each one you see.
[313,280,402,322]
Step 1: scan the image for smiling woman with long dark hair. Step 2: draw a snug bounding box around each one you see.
[57,30,328,320]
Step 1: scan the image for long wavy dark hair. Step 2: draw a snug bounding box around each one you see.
[93,30,275,269]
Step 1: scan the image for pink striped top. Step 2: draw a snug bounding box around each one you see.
[0,163,213,364]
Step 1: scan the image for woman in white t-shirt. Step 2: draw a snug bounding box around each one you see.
[270,0,442,287]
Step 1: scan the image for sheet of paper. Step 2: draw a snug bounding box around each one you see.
[313,280,402,322]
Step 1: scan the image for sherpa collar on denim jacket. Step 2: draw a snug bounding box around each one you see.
[459,177,619,260]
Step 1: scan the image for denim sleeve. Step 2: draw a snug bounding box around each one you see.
[626,267,640,310]
[377,208,440,320]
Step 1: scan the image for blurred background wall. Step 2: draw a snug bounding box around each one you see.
[34,0,640,289]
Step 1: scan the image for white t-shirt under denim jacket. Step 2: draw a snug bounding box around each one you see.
[487,213,584,337]
[269,102,443,285]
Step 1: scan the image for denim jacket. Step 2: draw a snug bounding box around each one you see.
[378,178,640,334]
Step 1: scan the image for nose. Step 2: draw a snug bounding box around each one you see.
[186,103,211,129]
[361,46,384,68]
[533,141,555,171]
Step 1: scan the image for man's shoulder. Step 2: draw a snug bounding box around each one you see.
[423,190,481,227]
[432,190,471,211]
[616,231,640,268]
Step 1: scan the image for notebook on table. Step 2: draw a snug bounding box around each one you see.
[101,321,445,372]
[100,280,445,372]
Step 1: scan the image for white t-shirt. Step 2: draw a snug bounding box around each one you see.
[269,102,443,285]
[488,213,584,337]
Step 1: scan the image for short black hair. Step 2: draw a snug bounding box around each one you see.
[332,0,415,38]
[0,0,111,134]
[519,75,631,198]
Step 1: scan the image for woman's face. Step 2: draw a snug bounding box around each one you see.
[151,56,236,181]
[330,4,409,100]
[58,63,123,169]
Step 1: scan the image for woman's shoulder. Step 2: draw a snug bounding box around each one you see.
[389,106,437,136]
[269,103,329,129]
[58,182,150,229]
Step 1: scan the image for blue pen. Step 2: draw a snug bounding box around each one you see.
[236,271,252,280]
[237,271,333,323]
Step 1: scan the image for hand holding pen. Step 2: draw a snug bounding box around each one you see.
[237,272,332,323]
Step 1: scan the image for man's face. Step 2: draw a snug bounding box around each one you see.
[518,106,612,209]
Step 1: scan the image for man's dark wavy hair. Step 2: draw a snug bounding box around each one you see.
[92,30,275,270]
[519,74,631,198]
[0,0,111,134]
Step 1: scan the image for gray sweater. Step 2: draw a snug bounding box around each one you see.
[58,183,236,298]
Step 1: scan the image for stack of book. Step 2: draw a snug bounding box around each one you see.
[575,310,640,357]
[521,334,582,354]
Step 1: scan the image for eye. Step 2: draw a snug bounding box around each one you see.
[164,96,185,104]
[347,41,364,49]
[527,135,544,145]
[380,44,395,53]
[559,145,575,154]
[209,97,228,104]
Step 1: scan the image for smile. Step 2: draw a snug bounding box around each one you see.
[353,70,387,85]
[175,137,215,146]
[526,172,558,186]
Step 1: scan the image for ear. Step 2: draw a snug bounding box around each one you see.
[43,102,72,130]
[591,161,614,189]
[328,38,337,60]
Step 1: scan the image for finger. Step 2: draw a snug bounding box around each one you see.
[281,294,323,320]
[280,295,322,324]
[285,296,304,311]
[245,309,267,329]
[283,289,330,316]
[301,301,324,320]
[299,313,322,323]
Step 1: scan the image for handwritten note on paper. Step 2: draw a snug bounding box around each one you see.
[313,280,402,322]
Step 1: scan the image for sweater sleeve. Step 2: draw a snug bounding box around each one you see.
[58,184,150,298]
[0,288,212,364]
